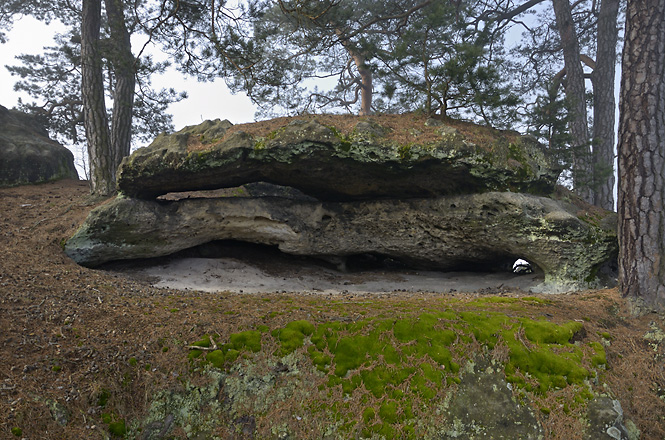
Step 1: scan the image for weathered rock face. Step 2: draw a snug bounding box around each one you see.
[65,116,618,291]
[117,118,559,200]
[65,188,617,292]
[441,358,543,439]
[0,105,78,187]
[585,397,640,440]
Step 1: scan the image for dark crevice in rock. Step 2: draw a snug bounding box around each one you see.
[99,239,545,286]
[157,182,318,203]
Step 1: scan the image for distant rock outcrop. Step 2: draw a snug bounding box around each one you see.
[66,116,617,292]
[0,105,78,187]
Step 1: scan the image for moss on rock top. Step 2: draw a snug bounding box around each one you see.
[117,114,559,200]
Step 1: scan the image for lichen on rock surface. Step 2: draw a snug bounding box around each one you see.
[440,358,543,439]
[116,117,559,200]
[585,396,640,440]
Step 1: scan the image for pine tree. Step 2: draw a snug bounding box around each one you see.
[220,0,439,116]
[617,0,665,313]
[2,0,185,195]
[514,0,621,207]
[375,1,519,126]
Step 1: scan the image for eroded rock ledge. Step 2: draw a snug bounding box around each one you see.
[116,118,558,200]
[66,116,617,292]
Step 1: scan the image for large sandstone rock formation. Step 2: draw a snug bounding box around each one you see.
[0,105,78,186]
[65,116,617,292]
[65,189,616,292]
[117,118,558,200]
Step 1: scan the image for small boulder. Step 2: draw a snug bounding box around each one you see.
[45,398,71,427]
[0,105,78,187]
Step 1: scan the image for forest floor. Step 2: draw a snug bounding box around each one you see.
[1,179,664,439]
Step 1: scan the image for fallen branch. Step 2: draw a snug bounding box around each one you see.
[187,335,218,351]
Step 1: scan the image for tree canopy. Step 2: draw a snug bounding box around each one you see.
[6,28,180,148]
[1,0,186,194]
[1,0,622,203]
[207,0,520,125]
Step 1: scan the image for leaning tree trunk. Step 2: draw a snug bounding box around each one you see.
[591,0,620,210]
[552,0,594,204]
[352,52,373,116]
[340,44,372,115]
[104,0,135,178]
[617,0,665,313]
[337,31,373,116]
[81,0,114,196]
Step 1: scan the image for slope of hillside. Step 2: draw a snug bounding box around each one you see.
[0,179,663,439]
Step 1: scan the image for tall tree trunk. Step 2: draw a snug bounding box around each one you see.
[552,0,594,203]
[422,34,433,116]
[81,0,114,196]
[618,0,665,313]
[350,52,373,116]
[336,30,373,116]
[591,0,620,210]
[104,0,135,177]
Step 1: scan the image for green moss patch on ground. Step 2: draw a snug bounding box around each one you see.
[188,329,263,369]
[187,296,609,438]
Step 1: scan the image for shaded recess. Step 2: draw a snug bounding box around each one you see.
[125,182,547,277]
[153,183,543,275]
[145,238,543,276]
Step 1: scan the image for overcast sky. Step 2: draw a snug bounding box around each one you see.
[0,16,258,131]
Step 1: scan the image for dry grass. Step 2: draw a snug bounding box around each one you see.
[182,112,523,151]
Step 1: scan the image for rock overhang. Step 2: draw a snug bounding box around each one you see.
[65,189,617,293]
[116,116,560,201]
[65,115,616,292]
